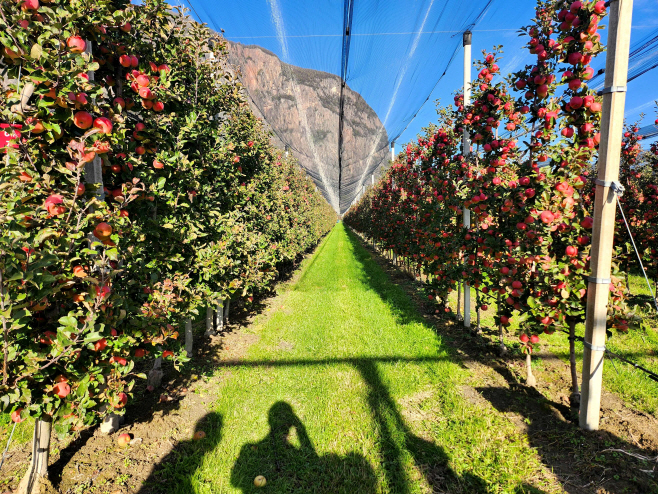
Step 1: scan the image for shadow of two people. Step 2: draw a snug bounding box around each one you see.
[137,402,376,494]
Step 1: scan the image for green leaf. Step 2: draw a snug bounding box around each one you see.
[58,316,78,328]
[30,44,43,59]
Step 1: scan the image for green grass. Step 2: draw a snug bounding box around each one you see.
[145,224,556,493]
[445,271,658,416]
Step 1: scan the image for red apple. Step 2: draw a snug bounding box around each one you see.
[73,111,93,129]
[54,381,71,398]
[67,36,86,54]
[93,117,113,135]
[11,408,25,423]
[94,222,112,238]
[117,433,131,446]
[519,333,529,343]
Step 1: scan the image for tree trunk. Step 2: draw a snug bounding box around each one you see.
[184,318,193,357]
[525,352,536,387]
[457,282,462,321]
[17,416,52,494]
[569,319,581,407]
[204,306,215,336]
[497,293,507,355]
[475,288,481,334]
[147,356,163,390]
[223,298,230,326]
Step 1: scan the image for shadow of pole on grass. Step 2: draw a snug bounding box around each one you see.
[355,359,490,494]
[345,227,658,494]
[135,411,223,494]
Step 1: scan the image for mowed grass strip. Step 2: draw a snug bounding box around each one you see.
[144,224,558,494]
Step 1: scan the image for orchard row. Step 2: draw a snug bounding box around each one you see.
[345,0,657,398]
[0,0,336,440]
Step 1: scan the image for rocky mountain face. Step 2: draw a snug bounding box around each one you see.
[225,41,389,212]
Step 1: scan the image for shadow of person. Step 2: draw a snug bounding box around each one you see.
[136,411,223,493]
[231,401,377,494]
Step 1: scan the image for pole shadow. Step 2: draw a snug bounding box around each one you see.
[345,227,658,493]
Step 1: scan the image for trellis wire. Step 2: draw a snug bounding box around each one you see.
[616,196,658,312]
[0,421,18,471]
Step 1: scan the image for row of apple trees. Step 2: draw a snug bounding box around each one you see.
[0,0,336,444]
[345,0,650,402]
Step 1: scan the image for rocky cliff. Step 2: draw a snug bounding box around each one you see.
[225,41,389,212]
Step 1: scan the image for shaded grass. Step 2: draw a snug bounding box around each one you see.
[142,224,557,493]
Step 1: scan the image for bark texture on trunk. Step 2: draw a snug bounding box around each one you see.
[17,417,52,494]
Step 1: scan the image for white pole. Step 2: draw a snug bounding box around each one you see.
[580,0,633,431]
[462,31,472,329]
[371,174,374,186]
[391,141,395,162]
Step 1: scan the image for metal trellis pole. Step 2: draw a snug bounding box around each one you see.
[462,30,472,329]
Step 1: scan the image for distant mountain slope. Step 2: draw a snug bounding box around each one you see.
[226,41,389,212]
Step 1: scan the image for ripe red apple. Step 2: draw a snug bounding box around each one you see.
[138,87,152,100]
[135,348,146,358]
[93,117,113,135]
[136,146,146,155]
[67,36,86,54]
[72,265,87,278]
[45,194,66,216]
[530,334,540,343]
[566,246,578,257]
[73,111,93,129]
[162,350,174,359]
[21,0,39,10]
[519,333,529,343]
[94,222,112,238]
[119,55,131,67]
[130,55,139,68]
[581,216,594,229]
[117,433,131,447]
[153,101,164,112]
[193,431,206,440]
[158,64,171,73]
[110,356,127,366]
[94,338,108,351]
[11,408,25,423]
[54,381,71,398]
[120,22,131,32]
[539,210,555,224]
[113,97,126,110]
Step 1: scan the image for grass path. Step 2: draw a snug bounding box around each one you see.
[148,224,555,494]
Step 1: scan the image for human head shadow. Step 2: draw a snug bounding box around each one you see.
[230,401,377,493]
[136,411,223,493]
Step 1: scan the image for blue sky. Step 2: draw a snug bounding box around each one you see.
[176,0,658,150]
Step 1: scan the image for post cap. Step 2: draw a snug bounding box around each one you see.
[463,31,472,46]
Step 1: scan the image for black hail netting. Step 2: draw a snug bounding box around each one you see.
[178,0,494,213]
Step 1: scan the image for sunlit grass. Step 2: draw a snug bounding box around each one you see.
[146,224,556,493]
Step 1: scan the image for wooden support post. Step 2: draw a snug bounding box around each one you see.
[462,30,472,329]
[580,0,633,431]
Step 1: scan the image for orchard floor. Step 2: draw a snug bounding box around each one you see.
[1,224,657,494]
